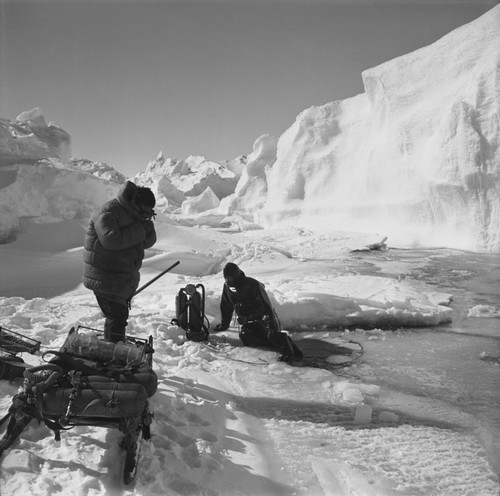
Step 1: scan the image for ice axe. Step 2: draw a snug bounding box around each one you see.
[128,260,180,307]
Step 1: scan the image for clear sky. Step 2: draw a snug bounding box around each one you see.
[0,0,496,177]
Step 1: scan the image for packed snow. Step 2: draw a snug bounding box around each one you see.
[1,5,500,496]
[1,214,499,496]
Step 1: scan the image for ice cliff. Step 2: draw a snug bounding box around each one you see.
[1,6,499,252]
[261,5,500,252]
[0,108,121,242]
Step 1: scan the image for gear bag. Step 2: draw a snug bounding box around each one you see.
[0,325,157,485]
[172,284,209,341]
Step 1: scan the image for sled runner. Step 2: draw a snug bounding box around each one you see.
[172,283,210,342]
[0,326,41,380]
[0,325,157,485]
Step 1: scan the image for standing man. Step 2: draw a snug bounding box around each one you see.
[83,181,157,343]
[214,263,303,362]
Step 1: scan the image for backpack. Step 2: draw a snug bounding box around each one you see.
[172,284,209,342]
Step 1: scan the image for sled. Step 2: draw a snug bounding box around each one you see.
[172,283,210,341]
[0,325,157,485]
[0,326,41,380]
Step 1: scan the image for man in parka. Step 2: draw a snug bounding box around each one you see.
[83,181,157,343]
[214,263,303,362]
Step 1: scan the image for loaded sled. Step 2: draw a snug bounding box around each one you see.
[0,326,41,380]
[0,325,157,485]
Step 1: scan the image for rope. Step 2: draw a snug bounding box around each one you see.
[200,342,270,366]
[203,335,364,368]
[220,355,270,366]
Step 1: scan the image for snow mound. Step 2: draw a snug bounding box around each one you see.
[181,186,220,215]
[269,274,452,329]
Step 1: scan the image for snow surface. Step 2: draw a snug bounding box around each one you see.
[1,206,499,496]
[1,5,500,495]
[0,162,498,495]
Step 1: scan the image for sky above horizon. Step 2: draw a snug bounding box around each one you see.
[0,0,497,177]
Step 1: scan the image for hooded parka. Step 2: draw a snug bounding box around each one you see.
[82,181,157,304]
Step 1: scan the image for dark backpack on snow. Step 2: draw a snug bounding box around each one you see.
[172,284,209,342]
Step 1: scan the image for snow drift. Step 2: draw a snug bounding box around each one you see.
[261,5,500,253]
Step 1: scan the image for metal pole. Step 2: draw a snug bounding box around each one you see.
[132,260,180,298]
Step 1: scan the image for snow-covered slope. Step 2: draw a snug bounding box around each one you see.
[262,5,500,252]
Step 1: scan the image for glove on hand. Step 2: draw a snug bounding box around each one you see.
[140,209,156,221]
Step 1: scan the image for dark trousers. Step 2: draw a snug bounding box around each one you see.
[239,321,271,347]
[95,293,129,343]
[239,321,302,361]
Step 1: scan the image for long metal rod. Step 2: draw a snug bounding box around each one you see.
[132,260,180,298]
